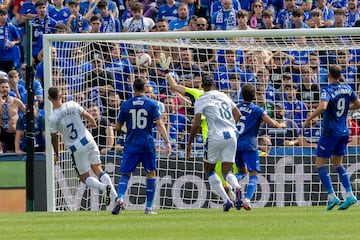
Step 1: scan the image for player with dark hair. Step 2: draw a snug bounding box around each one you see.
[303,65,360,210]
[48,86,117,206]
[186,74,242,211]
[112,78,171,215]
[159,53,238,202]
[236,83,286,210]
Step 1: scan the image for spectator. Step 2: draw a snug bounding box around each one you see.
[296,65,320,109]
[256,67,281,104]
[162,94,189,142]
[241,51,258,83]
[276,0,297,29]
[189,17,216,72]
[345,0,360,27]
[84,53,115,107]
[0,8,21,73]
[0,76,26,152]
[17,64,43,105]
[20,0,38,21]
[299,115,321,147]
[249,0,265,29]
[89,14,102,33]
[268,51,293,90]
[168,3,190,30]
[306,8,326,28]
[97,0,122,32]
[260,10,279,29]
[258,135,272,156]
[214,49,244,91]
[66,0,91,33]
[31,0,58,66]
[211,0,237,30]
[156,0,179,23]
[153,112,177,157]
[234,9,252,32]
[337,50,357,91]
[308,52,328,88]
[48,0,71,23]
[210,0,240,17]
[175,48,201,88]
[123,2,155,32]
[176,14,198,31]
[105,43,135,100]
[306,0,334,27]
[255,83,275,118]
[289,8,309,28]
[89,103,115,154]
[348,114,359,146]
[331,8,346,28]
[224,73,242,105]
[15,99,45,156]
[260,103,300,147]
[283,82,308,128]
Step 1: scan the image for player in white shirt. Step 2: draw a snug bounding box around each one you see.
[48,87,117,206]
[186,74,243,211]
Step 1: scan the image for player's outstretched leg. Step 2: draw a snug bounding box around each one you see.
[112,199,123,215]
[99,172,117,203]
[207,171,234,211]
[335,165,357,210]
[145,178,157,214]
[338,196,357,210]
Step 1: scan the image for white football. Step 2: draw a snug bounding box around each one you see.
[135,53,152,67]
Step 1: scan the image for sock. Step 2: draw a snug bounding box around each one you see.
[117,174,130,201]
[245,175,258,200]
[146,178,156,209]
[207,171,229,202]
[317,166,334,195]
[85,176,106,191]
[225,172,240,190]
[235,172,246,182]
[336,165,352,193]
[99,172,117,198]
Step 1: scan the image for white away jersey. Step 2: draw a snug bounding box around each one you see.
[194,90,237,140]
[48,101,94,149]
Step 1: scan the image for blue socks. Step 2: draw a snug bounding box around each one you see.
[336,165,352,192]
[245,175,258,200]
[117,174,130,200]
[317,166,334,194]
[146,178,156,209]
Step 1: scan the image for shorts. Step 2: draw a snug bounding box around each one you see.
[71,141,101,175]
[235,150,260,173]
[0,127,15,152]
[205,137,237,165]
[316,135,348,158]
[120,151,156,174]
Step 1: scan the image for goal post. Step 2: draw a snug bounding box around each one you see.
[43,28,360,212]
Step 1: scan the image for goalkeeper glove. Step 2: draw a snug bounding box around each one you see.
[159,53,171,73]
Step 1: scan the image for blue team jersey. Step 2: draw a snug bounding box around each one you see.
[237,102,265,151]
[320,83,358,136]
[117,95,161,153]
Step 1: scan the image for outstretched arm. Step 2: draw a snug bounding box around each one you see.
[51,133,60,164]
[186,113,202,157]
[350,98,360,110]
[82,110,97,128]
[155,118,171,156]
[303,100,328,129]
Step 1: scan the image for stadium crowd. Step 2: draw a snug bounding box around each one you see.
[0,0,360,155]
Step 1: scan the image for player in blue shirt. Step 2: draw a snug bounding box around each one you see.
[303,65,360,211]
[112,78,171,215]
[236,83,286,210]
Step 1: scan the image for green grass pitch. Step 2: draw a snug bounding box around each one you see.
[0,207,359,240]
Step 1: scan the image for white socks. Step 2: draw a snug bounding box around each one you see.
[85,177,106,191]
[208,173,229,202]
[100,173,118,198]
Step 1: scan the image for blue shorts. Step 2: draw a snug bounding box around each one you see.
[235,150,260,173]
[316,135,349,158]
[120,151,156,174]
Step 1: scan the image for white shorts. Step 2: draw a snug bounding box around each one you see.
[205,137,237,165]
[72,141,101,175]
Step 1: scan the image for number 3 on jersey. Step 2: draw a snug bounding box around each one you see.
[130,109,148,129]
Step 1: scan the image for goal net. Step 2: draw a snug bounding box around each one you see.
[43,28,360,211]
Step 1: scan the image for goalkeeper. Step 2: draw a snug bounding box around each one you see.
[159,53,243,200]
